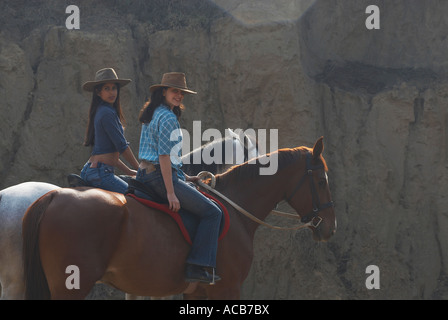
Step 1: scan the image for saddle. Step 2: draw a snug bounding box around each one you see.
[126,178,229,244]
[66,174,230,244]
[67,174,90,187]
[67,174,132,187]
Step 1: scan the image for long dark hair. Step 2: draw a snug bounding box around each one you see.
[139,87,184,124]
[84,83,126,147]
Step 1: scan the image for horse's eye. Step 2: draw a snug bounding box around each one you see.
[318,179,327,187]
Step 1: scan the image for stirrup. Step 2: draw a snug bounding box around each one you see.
[185,264,221,285]
[211,268,218,285]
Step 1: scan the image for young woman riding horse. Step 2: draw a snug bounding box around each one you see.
[0,134,255,300]
[22,137,336,300]
[80,68,139,193]
[137,72,222,284]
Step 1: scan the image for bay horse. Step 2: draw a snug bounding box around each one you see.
[0,131,256,300]
[22,137,335,299]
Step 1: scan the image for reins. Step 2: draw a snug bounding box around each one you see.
[196,172,315,231]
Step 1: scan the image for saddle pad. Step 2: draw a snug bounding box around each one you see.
[127,191,230,245]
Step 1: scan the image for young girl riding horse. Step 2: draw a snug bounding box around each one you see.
[137,72,222,284]
[81,68,139,193]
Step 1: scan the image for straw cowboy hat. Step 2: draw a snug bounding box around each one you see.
[82,68,131,92]
[149,72,197,94]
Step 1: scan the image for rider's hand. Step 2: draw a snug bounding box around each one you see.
[167,192,180,212]
[185,174,199,183]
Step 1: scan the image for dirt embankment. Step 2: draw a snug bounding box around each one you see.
[1,0,448,299]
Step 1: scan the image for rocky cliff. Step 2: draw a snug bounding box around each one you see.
[1,0,447,299]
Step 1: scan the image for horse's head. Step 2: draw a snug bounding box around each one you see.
[285,137,336,241]
[225,128,258,163]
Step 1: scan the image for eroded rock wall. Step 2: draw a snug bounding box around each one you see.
[1,0,447,299]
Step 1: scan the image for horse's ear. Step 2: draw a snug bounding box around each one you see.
[312,136,324,159]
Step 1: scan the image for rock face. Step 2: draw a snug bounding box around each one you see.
[1,0,448,299]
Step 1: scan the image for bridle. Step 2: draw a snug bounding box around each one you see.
[283,152,334,228]
[195,151,334,231]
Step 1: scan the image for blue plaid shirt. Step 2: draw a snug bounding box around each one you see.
[138,105,185,180]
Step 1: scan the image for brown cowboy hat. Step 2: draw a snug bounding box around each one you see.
[149,72,197,95]
[82,68,131,92]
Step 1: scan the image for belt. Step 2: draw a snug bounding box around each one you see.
[139,160,156,174]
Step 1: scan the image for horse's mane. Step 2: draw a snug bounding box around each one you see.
[215,147,300,188]
[215,146,328,188]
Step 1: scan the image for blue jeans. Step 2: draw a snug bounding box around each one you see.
[136,166,222,268]
[80,162,128,194]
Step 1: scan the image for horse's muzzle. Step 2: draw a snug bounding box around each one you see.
[312,218,336,242]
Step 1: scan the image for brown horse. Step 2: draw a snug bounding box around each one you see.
[22,137,336,299]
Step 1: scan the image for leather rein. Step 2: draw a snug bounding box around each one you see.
[196,152,334,231]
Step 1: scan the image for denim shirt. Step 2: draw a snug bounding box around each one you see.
[138,104,185,180]
[91,102,129,155]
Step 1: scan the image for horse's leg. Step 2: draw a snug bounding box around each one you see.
[41,256,104,300]
[0,246,25,299]
[0,274,25,300]
[49,281,96,300]
[37,190,125,300]
[0,216,25,299]
[183,284,241,300]
[183,286,208,300]
[206,284,241,299]
[1,183,60,300]
[49,285,94,300]
[125,293,146,300]
[125,293,174,300]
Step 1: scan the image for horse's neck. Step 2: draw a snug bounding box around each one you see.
[217,171,286,233]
